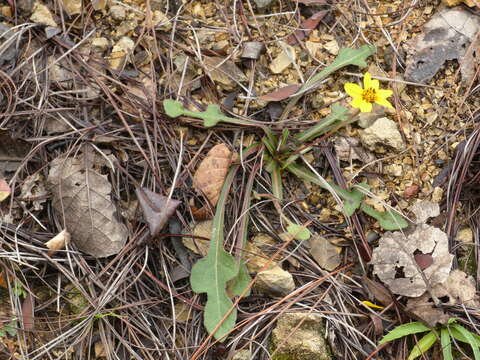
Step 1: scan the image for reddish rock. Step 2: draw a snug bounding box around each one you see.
[404,184,420,198]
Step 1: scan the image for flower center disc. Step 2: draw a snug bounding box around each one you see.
[362,88,377,103]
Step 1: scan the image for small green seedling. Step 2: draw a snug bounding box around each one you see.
[286,223,311,241]
[163,100,258,128]
[379,319,480,360]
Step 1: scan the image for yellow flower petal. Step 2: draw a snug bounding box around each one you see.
[344,83,363,98]
[375,96,393,109]
[361,301,384,309]
[359,101,373,113]
[363,72,379,90]
[377,89,393,98]
[363,72,372,88]
[351,97,372,112]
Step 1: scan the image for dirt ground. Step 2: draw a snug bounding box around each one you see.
[0,0,480,359]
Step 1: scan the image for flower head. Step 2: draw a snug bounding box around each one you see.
[344,72,393,113]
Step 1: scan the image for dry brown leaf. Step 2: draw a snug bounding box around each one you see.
[45,229,70,255]
[362,276,393,307]
[286,11,328,45]
[370,224,453,297]
[203,57,247,87]
[307,236,342,271]
[193,144,233,207]
[136,187,181,237]
[259,84,300,102]
[182,220,212,256]
[189,199,213,220]
[47,155,128,258]
[406,270,478,326]
[406,294,450,327]
[22,292,34,331]
[410,200,439,224]
[433,270,479,307]
[404,7,480,83]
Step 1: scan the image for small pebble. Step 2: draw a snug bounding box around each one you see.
[241,42,265,60]
[404,184,420,198]
[109,5,126,21]
[366,231,380,244]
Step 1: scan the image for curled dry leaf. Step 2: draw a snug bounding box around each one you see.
[259,84,300,102]
[370,224,453,297]
[286,11,328,45]
[47,156,128,258]
[406,270,479,327]
[193,144,234,207]
[45,229,70,255]
[136,187,181,237]
[0,178,11,202]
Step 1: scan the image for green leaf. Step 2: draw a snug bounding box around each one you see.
[449,326,480,346]
[270,163,283,200]
[5,321,17,337]
[201,104,225,127]
[298,45,376,96]
[285,164,364,216]
[262,134,277,156]
[441,328,453,360]
[227,155,257,299]
[279,128,290,150]
[286,223,311,241]
[342,185,366,217]
[295,104,349,143]
[360,203,409,230]
[264,154,276,173]
[190,169,238,341]
[163,99,185,118]
[379,322,431,345]
[163,99,257,128]
[408,331,437,360]
[227,261,251,298]
[451,324,480,360]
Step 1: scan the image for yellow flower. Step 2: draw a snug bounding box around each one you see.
[344,72,393,112]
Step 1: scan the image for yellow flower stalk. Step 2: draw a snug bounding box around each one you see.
[344,72,393,112]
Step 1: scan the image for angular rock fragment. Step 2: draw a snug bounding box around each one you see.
[360,117,405,152]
